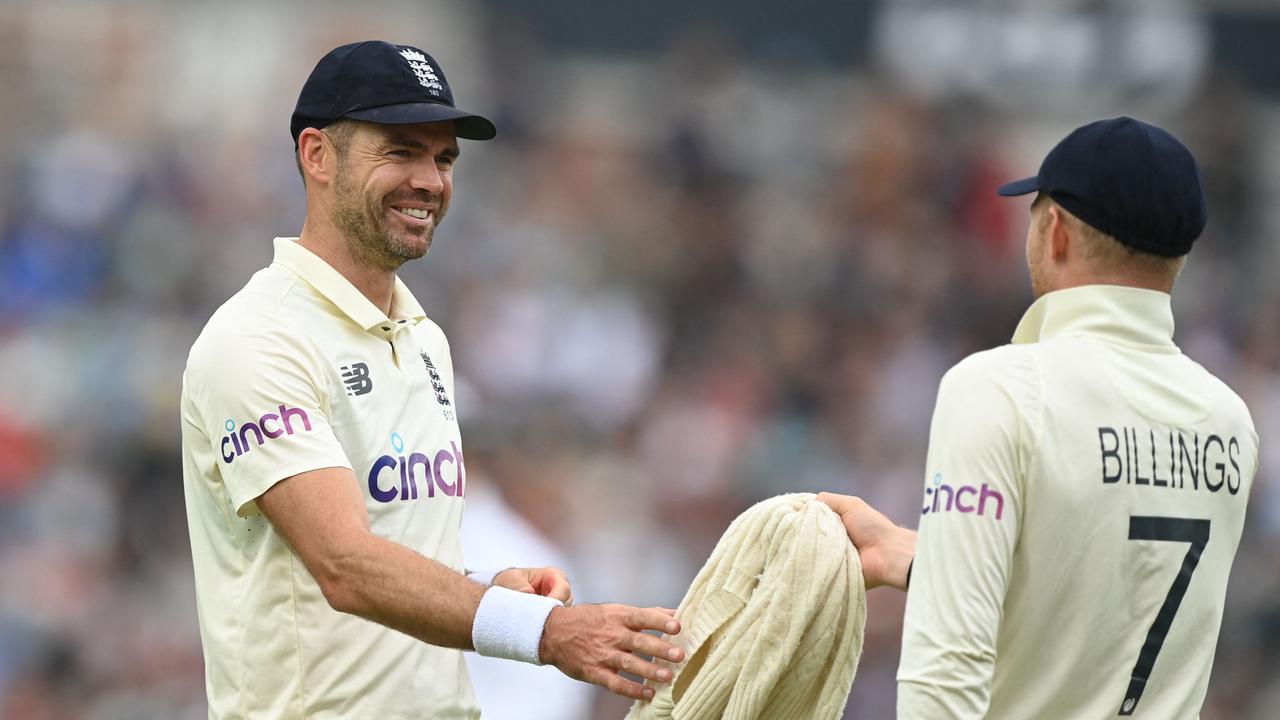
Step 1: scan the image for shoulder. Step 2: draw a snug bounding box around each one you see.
[1186,356,1257,434]
[940,344,1039,401]
[933,345,1042,444]
[413,315,451,348]
[412,315,455,373]
[926,346,1043,477]
[186,269,324,384]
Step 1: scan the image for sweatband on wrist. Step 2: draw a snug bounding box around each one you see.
[466,568,503,586]
[471,586,562,665]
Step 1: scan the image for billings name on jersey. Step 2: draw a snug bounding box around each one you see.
[1098,426,1244,495]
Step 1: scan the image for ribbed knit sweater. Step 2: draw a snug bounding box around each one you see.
[626,493,866,720]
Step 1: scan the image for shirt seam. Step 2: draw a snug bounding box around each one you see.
[282,273,343,420]
[203,408,252,715]
[233,501,249,717]
[289,549,307,715]
[276,281,323,715]
[1025,349,1046,528]
[270,276,304,316]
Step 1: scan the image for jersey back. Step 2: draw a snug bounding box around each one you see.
[898,287,1258,719]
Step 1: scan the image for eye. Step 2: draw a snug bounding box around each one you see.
[388,149,412,158]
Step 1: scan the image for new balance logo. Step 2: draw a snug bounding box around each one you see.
[341,363,373,396]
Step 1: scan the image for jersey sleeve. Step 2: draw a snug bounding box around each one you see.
[897,350,1037,719]
[185,318,352,517]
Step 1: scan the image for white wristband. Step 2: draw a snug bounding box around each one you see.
[471,586,562,665]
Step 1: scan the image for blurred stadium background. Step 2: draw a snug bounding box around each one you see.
[1,0,1278,717]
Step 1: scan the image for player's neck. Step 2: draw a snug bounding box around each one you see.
[1043,268,1175,296]
[297,222,397,316]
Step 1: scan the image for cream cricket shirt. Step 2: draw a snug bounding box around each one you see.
[898,285,1258,719]
[181,238,478,719]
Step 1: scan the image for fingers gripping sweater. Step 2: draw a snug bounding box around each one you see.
[627,493,866,720]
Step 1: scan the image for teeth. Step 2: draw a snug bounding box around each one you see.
[399,207,430,220]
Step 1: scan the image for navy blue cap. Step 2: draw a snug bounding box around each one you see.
[291,41,496,145]
[997,117,1207,257]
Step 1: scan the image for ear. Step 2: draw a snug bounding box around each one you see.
[298,128,337,187]
[1045,204,1071,261]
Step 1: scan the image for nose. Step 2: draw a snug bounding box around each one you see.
[409,158,446,195]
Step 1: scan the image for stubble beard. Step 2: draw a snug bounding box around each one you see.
[331,167,438,272]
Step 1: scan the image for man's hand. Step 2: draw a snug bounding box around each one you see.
[818,492,917,591]
[493,567,573,604]
[539,604,684,700]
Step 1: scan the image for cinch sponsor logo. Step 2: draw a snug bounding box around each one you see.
[220,405,313,464]
[921,473,1005,520]
[368,431,466,503]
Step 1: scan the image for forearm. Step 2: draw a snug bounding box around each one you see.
[325,531,486,649]
[257,467,558,658]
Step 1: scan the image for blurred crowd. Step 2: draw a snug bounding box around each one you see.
[0,1,1277,719]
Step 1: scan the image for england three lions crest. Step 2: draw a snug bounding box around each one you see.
[420,351,453,415]
[399,48,444,94]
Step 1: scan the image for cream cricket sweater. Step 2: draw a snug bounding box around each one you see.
[626,493,866,720]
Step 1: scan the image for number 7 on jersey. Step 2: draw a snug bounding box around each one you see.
[1119,516,1211,716]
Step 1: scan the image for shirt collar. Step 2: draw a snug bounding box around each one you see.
[271,237,426,335]
[1011,284,1177,351]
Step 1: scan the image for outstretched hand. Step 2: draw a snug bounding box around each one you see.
[818,492,917,591]
[540,604,684,701]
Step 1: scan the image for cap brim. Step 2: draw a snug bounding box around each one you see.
[996,176,1041,196]
[344,102,497,141]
